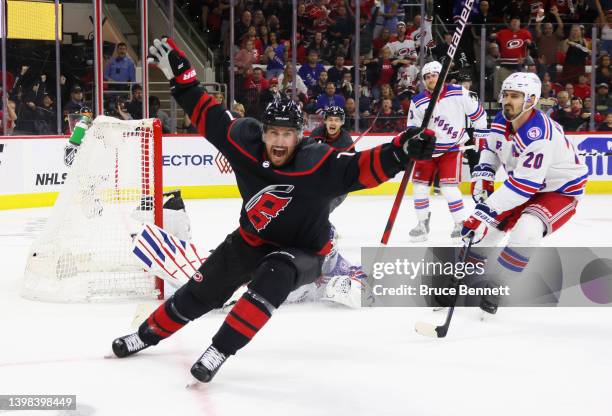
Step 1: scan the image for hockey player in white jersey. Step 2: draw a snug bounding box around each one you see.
[406,60,488,241]
[461,72,588,315]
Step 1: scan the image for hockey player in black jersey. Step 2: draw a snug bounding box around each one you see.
[111,38,435,384]
[307,106,362,303]
[309,105,353,214]
[309,106,353,150]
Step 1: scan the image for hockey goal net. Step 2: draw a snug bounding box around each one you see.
[23,116,164,302]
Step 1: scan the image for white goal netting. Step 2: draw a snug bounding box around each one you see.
[22,116,163,302]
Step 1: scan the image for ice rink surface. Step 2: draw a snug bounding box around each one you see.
[1,195,612,416]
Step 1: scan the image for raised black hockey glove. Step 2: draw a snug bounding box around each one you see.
[148,37,199,92]
[392,127,435,163]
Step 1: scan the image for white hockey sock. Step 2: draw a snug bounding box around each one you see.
[440,185,466,223]
[486,215,544,285]
[413,183,430,222]
[507,214,545,246]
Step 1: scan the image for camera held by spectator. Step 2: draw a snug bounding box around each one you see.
[105,96,132,120]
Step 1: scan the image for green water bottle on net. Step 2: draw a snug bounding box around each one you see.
[64,107,93,166]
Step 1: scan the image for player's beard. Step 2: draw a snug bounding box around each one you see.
[425,78,438,92]
[503,104,519,120]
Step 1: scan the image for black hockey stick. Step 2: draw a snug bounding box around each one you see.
[380,0,476,245]
[345,110,381,152]
[414,234,474,338]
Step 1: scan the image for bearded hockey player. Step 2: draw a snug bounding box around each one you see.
[111,38,435,384]
[406,60,488,242]
[461,72,588,315]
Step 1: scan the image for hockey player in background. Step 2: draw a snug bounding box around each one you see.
[308,106,353,212]
[462,72,588,315]
[309,106,353,150]
[406,61,488,242]
[111,37,435,384]
[289,106,365,307]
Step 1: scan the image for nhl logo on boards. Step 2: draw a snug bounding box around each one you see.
[64,145,77,167]
[527,127,542,140]
[192,271,204,282]
[263,161,270,168]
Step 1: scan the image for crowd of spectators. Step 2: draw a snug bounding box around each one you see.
[1,0,611,135]
[0,41,178,135]
[182,0,611,133]
[438,0,611,132]
[2,66,60,135]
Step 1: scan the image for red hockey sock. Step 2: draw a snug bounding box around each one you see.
[212,292,272,355]
[139,298,189,344]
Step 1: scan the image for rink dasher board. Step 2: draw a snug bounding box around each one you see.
[0,133,611,210]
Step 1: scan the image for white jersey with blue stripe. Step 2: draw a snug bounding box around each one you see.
[406,84,488,156]
[480,110,588,214]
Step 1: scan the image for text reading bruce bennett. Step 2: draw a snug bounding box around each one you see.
[372,285,511,297]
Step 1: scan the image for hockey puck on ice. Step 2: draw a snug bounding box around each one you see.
[579,258,612,304]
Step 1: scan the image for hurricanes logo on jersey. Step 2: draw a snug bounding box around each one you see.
[506,39,525,49]
[245,184,294,231]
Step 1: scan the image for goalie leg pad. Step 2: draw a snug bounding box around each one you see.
[132,223,206,288]
[162,208,192,242]
[323,251,352,277]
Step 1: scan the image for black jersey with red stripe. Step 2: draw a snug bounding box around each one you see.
[173,85,405,253]
[308,125,354,150]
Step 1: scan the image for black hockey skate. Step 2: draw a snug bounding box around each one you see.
[190,345,228,383]
[112,333,151,358]
[479,297,499,315]
[480,281,501,316]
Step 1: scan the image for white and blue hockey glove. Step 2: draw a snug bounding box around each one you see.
[461,203,499,244]
[470,163,495,203]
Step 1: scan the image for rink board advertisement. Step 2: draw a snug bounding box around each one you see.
[1,133,611,209]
